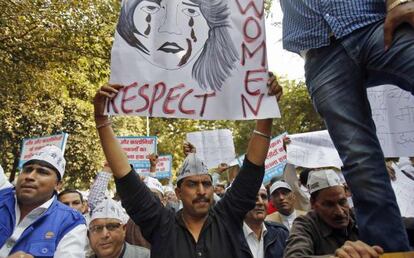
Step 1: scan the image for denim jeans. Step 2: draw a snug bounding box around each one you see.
[304,21,413,251]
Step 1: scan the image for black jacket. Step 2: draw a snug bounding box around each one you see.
[240,221,289,258]
[116,158,264,258]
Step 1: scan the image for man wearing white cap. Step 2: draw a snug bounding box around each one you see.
[94,76,279,258]
[283,169,384,258]
[0,145,87,258]
[265,180,307,230]
[88,199,149,258]
[241,185,288,258]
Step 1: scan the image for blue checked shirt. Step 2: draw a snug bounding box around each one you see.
[280,0,387,53]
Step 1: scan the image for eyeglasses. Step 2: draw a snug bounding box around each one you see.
[89,223,122,234]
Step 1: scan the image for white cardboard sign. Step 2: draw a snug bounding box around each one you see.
[367,85,414,157]
[108,0,279,120]
[287,130,343,169]
[186,129,236,169]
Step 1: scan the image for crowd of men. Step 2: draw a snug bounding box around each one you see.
[1,0,414,257]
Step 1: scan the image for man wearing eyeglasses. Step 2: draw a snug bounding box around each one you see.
[0,146,86,258]
[88,199,149,258]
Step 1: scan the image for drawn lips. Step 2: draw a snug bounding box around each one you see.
[158,42,184,54]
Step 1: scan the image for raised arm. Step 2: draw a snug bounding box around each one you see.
[93,84,131,178]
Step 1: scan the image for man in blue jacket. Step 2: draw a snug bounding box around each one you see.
[241,184,288,258]
[0,146,86,257]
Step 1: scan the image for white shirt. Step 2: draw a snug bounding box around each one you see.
[243,222,267,258]
[0,168,87,257]
[279,210,297,230]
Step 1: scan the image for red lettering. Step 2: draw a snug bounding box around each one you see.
[163,83,185,114]
[179,89,196,115]
[107,95,119,114]
[241,41,267,67]
[149,82,167,116]
[136,84,150,112]
[245,69,266,96]
[241,93,264,117]
[243,17,261,43]
[121,82,138,114]
[235,0,264,19]
[195,92,216,117]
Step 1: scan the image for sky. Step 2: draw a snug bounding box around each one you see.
[265,3,305,81]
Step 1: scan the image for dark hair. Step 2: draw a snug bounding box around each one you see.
[58,189,84,203]
[23,160,61,181]
[299,168,312,186]
[116,0,238,91]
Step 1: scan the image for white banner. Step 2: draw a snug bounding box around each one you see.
[368,85,414,157]
[117,136,157,169]
[19,133,69,169]
[136,154,172,179]
[186,129,236,169]
[108,0,280,120]
[287,130,343,169]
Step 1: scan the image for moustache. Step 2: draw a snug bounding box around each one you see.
[193,197,210,204]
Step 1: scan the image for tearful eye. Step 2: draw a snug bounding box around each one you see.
[141,5,160,14]
[182,8,200,17]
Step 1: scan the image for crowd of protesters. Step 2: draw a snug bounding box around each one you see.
[1,0,414,257]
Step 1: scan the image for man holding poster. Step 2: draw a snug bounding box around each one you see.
[92,78,280,258]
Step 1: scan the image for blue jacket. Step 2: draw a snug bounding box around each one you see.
[240,221,289,258]
[0,187,85,257]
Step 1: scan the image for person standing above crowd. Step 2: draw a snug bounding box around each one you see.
[0,146,86,258]
[284,170,383,258]
[92,77,281,257]
[279,0,414,251]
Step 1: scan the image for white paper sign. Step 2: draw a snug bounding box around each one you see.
[391,164,414,217]
[186,129,236,169]
[108,0,279,120]
[117,136,157,169]
[287,130,343,169]
[263,133,287,184]
[367,85,414,157]
[136,154,172,179]
[19,133,69,169]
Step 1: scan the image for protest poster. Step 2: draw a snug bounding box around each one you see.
[287,130,343,169]
[186,129,236,169]
[19,133,69,169]
[108,0,280,120]
[367,85,414,157]
[227,133,287,184]
[117,136,157,169]
[136,154,173,179]
[263,133,287,184]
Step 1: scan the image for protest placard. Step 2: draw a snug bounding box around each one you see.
[117,136,157,169]
[287,130,343,169]
[186,129,236,169]
[19,133,69,169]
[263,133,287,184]
[367,85,414,157]
[108,0,280,120]
[136,155,172,179]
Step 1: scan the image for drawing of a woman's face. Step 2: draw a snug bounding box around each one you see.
[133,0,209,70]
